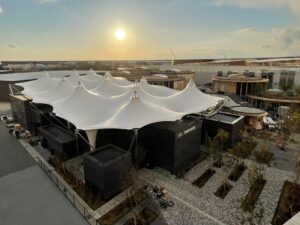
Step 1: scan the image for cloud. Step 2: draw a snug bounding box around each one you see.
[209,0,300,14]
[0,5,3,14]
[272,27,300,49]
[8,43,20,49]
[261,44,272,49]
[34,0,58,4]
[236,28,256,35]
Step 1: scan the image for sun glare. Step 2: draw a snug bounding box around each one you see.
[114,28,127,41]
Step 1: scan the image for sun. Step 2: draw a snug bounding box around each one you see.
[114,28,127,41]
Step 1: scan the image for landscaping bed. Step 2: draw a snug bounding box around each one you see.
[254,148,274,164]
[272,181,300,225]
[123,207,158,225]
[55,166,106,210]
[177,152,209,178]
[229,141,257,159]
[214,182,233,199]
[213,158,224,168]
[228,164,246,182]
[241,178,266,212]
[192,169,216,188]
[48,158,105,210]
[213,159,224,168]
[97,191,148,225]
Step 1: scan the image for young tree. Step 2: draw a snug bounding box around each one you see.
[254,143,273,165]
[209,128,230,167]
[123,168,144,225]
[282,105,300,139]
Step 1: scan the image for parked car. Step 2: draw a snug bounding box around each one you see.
[263,116,278,131]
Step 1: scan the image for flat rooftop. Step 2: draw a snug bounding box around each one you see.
[231,106,267,115]
[89,145,129,164]
[208,113,242,123]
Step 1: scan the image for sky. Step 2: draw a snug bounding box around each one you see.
[0,0,300,60]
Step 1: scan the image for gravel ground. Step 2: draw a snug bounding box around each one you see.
[138,156,295,225]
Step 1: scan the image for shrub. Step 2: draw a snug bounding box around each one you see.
[254,144,273,164]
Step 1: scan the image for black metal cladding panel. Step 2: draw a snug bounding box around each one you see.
[0,81,10,101]
[204,115,245,143]
[172,122,202,174]
[9,95,33,131]
[84,157,104,188]
[204,119,233,138]
[92,147,124,163]
[0,81,30,101]
[140,119,202,174]
[174,120,202,155]
[145,125,175,170]
[30,103,52,126]
[231,117,245,141]
[39,125,75,144]
[84,144,132,197]
[87,144,131,165]
[38,125,77,159]
[96,129,134,150]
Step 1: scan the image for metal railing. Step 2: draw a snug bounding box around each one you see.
[34,157,98,225]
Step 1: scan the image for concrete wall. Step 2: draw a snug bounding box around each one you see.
[157,63,300,87]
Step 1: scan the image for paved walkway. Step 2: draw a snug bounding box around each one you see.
[0,120,89,225]
[0,122,35,177]
[0,166,90,225]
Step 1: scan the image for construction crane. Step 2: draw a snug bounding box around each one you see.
[169,48,177,66]
[169,48,176,60]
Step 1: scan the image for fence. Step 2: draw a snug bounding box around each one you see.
[34,157,101,225]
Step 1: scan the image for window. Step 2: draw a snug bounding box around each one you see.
[279,71,295,90]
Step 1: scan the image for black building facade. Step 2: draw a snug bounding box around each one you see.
[140,118,203,175]
[202,112,245,145]
[39,125,88,160]
[10,94,33,131]
[84,144,132,200]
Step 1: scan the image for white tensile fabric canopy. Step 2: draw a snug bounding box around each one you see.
[138,80,220,113]
[105,72,133,86]
[17,71,223,149]
[90,78,133,97]
[82,69,102,80]
[30,78,75,105]
[66,71,103,90]
[140,77,178,97]
[18,72,61,96]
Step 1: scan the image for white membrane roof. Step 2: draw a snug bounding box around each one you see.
[17,71,223,148]
[18,71,223,130]
[66,71,103,90]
